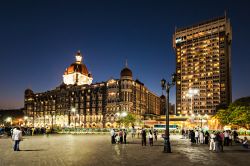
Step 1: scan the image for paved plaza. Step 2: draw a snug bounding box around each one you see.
[0,134,249,166]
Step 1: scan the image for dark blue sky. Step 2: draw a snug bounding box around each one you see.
[0,0,250,109]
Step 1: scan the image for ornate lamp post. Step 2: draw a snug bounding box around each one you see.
[186,88,199,115]
[51,112,55,133]
[161,73,176,153]
[5,117,12,126]
[71,108,76,129]
[24,116,28,126]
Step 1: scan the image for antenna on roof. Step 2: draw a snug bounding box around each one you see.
[224,10,227,18]
[125,59,128,67]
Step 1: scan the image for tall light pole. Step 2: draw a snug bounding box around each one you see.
[161,73,176,153]
[6,117,12,126]
[51,112,55,133]
[198,114,208,130]
[24,116,28,126]
[186,88,199,115]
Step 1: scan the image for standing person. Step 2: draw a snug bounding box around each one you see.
[12,127,23,151]
[195,130,199,144]
[217,132,223,152]
[119,129,123,144]
[190,130,195,144]
[31,127,35,136]
[209,131,216,151]
[110,129,115,144]
[199,131,204,144]
[141,129,146,146]
[204,131,209,144]
[181,129,185,139]
[149,130,153,146]
[233,130,239,143]
[123,129,127,144]
[131,127,135,139]
[229,131,233,146]
[115,132,120,143]
[137,128,140,139]
[153,129,158,141]
[224,130,229,146]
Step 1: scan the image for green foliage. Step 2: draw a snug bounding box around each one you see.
[116,113,137,127]
[215,97,250,129]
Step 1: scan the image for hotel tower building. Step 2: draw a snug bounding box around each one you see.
[173,16,232,115]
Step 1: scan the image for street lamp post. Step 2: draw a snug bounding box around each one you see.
[24,116,28,126]
[71,108,76,129]
[6,117,12,126]
[161,73,176,153]
[186,89,199,115]
[51,112,54,133]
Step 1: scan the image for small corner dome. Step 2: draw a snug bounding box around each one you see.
[160,95,166,99]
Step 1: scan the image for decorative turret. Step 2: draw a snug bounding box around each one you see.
[120,60,133,79]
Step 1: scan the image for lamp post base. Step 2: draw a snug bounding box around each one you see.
[163,137,171,153]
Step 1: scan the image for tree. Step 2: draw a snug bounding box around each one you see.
[116,113,136,128]
[214,97,250,129]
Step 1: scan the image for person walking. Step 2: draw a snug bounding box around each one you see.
[12,127,23,151]
[141,129,146,146]
[149,130,153,146]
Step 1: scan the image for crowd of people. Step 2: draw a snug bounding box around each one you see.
[181,129,249,152]
[0,126,52,137]
[110,127,158,146]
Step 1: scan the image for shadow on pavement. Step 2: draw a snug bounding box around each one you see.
[20,149,45,151]
[224,149,250,153]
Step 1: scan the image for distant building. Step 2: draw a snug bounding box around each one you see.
[24,51,162,128]
[159,95,175,115]
[0,109,24,126]
[173,15,232,115]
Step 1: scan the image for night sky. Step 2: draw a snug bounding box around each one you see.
[0,0,250,109]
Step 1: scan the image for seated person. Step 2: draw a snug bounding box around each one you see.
[242,137,249,149]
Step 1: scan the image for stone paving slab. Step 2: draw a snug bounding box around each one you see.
[0,135,249,166]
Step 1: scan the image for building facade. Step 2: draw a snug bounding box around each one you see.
[173,16,232,115]
[24,51,163,128]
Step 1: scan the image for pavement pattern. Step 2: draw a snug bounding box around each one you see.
[0,134,249,166]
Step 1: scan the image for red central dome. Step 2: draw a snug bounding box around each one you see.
[64,63,89,76]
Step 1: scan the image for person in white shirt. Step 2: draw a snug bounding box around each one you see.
[110,129,115,144]
[12,127,22,151]
[195,130,199,144]
[224,130,229,146]
[209,132,216,151]
[199,131,204,144]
